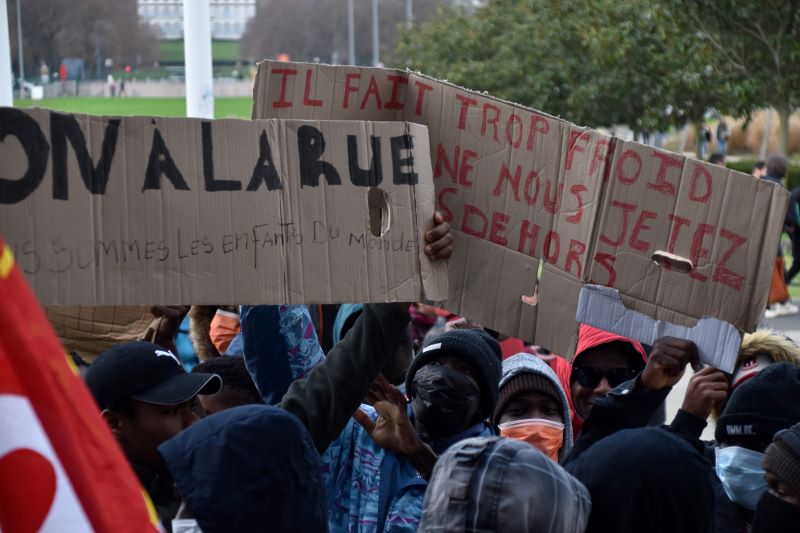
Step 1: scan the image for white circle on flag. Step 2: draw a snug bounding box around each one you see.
[0,394,92,532]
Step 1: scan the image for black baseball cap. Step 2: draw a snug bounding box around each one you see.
[86,341,222,410]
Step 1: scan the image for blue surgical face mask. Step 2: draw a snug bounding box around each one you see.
[715,446,768,510]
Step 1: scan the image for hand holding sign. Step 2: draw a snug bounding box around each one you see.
[141,305,190,355]
[424,212,453,261]
[680,367,730,422]
[639,337,700,390]
[391,210,452,311]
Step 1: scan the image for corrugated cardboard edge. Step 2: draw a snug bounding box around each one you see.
[576,284,741,373]
[407,122,448,302]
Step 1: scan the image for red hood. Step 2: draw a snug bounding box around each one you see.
[573,324,647,366]
[554,325,647,439]
[551,355,583,438]
[547,326,647,439]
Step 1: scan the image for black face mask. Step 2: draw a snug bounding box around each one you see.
[752,490,800,533]
[410,365,480,441]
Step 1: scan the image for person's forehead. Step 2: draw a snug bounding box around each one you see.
[719,436,769,452]
[132,397,192,413]
[509,390,558,405]
[576,345,634,368]
[197,393,228,415]
[429,352,473,367]
[765,468,800,495]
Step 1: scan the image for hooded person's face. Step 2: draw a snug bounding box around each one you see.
[496,391,566,460]
[497,391,564,425]
[570,345,639,420]
[410,354,482,441]
[765,470,800,507]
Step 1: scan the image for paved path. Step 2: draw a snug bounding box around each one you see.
[759,299,800,342]
[664,298,800,440]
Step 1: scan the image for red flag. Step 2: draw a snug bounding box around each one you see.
[0,236,161,532]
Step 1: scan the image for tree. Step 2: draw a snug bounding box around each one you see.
[398,1,598,124]
[571,0,751,156]
[7,0,157,79]
[398,0,750,138]
[672,0,800,153]
[240,0,448,65]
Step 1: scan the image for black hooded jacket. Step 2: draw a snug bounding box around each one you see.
[159,405,327,533]
[566,427,716,533]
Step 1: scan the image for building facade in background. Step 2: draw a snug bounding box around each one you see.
[138,0,257,40]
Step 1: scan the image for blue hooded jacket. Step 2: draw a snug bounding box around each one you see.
[332,304,364,344]
[240,305,325,405]
[159,405,327,533]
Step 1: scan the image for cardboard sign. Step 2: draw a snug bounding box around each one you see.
[0,107,447,306]
[252,61,789,358]
[576,285,742,372]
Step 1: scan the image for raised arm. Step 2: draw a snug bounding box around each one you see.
[241,304,324,405]
[566,337,699,463]
[280,303,410,453]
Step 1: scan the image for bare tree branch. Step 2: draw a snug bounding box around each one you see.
[688,13,749,73]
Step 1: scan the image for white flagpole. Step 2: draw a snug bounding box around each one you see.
[183,0,214,118]
[0,0,14,106]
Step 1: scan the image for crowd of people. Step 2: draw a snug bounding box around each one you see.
[59,210,800,533]
[750,155,800,318]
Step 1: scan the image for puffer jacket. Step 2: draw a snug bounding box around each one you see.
[419,436,590,533]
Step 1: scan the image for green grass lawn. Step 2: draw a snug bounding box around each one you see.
[159,40,242,63]
[14,97,253,119]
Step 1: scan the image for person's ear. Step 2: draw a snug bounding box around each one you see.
[101,409,128,441]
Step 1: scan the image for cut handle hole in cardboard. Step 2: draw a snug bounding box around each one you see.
[368,187,391,237]
[520,260,543,306]
[521,287,539,306]
[651,251,694,274]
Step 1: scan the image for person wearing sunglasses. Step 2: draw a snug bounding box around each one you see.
[562,325,648,438]
[563,325,701,462]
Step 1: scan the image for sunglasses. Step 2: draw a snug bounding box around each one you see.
[572,366,639,388]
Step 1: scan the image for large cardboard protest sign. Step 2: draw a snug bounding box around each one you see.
[0,107,446,306]
[252,61,789,363]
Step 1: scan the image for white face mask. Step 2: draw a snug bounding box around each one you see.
[172,519,203,533]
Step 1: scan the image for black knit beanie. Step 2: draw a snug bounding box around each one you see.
[764,423,800,493]
[716,363,800,446]
[492,373,564,426]
[406,329,502,422]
